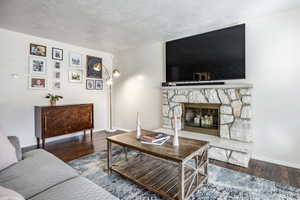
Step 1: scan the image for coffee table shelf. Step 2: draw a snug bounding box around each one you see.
[111,155,207,200]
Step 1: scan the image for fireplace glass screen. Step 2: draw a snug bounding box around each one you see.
[183,103,220,137]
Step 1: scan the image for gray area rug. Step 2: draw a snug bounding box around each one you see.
[68,148,300,200]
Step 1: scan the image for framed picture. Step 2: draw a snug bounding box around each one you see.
[86,55,102,79]
[30,43,47,57]
[68,69,83,83]
[54,61,61,70]
[52,48,63,61]
[54,71,61,79]
[29,57,47,75]
[86,79,95,90]
[69,52,82,67]
[29,77,48,89]
[53,81,61,90]
[95,80,103,90]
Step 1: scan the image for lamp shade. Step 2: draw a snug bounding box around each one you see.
[112,69,120,77]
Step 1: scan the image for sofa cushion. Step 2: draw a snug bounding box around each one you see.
[0,149,78,199]
[28,177,119,200]
[7,136,22,161]
[0,132,18,171]
[0,186,25,200]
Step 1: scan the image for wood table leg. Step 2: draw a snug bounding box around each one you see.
[178,162,185,200]
[204,150,208,184]
[36,137,40,149]
[195,155,199,185]
[124,147,128,161]
[107,140,112,175]
[83,130,86,137]
[90,129,93,140]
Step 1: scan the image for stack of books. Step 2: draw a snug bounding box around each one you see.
[141,132,170,145]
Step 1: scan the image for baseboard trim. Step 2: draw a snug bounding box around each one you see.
[22,127,300,170]
[22,129,105,149]
[116,128,134,132]
[93,129,105,133]
[116,128,300,170]
[252,154,300,169]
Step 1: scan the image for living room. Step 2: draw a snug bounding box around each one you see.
[0,0,300,199]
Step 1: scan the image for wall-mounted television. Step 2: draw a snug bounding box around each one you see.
[166,24,245,82]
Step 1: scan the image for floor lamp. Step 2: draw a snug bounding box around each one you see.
[93,63,120,132]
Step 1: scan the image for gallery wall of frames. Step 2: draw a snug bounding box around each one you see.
[28,43,103,91]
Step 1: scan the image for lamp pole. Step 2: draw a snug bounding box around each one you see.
[93,63,120,132]
[109,84,113,130]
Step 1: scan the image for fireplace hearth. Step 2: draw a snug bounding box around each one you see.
[183,103,220,137]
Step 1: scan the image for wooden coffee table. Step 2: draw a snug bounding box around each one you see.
[107,130,209,200]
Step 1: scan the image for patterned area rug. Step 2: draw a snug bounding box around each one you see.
[68,147,300,200]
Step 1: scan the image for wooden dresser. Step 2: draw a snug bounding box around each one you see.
[34,104,94,148]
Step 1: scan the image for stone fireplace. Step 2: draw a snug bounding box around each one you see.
[156,84,253,167]
[182,103,220,137]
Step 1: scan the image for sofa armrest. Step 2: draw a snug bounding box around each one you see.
[7,136,22,161]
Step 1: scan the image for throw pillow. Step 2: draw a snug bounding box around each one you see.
[0,186,25,200]
[7,136,22,161]
[0,132,18,171]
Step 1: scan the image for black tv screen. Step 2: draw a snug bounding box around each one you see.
[166,24,245,82]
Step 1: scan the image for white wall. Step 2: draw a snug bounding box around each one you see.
[113,43,164,130]
[113,8,300,168]
[0,28,113,147]
[246,8,300,168]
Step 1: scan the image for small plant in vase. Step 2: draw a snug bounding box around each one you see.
[45,93,63,106]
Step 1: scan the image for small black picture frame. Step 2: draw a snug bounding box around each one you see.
[52,48,63,61]
[86,79,95,90]
[95,80,103,90]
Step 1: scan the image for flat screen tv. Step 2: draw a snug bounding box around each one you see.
[166,24,245,82]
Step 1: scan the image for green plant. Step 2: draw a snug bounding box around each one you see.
[45,93,63,102]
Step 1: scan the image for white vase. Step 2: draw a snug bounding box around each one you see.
[173,116,179,146]
[136,112,141,139]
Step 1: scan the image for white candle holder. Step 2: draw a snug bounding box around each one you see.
[173,116,180,146]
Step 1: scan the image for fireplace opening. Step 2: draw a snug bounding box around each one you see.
[182,103,220,137]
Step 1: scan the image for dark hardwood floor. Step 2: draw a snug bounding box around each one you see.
[210,159,300,188]
[23,130,124,162]
[24,130,300,188]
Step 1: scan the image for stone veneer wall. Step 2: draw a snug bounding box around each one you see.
[162,86,253,167]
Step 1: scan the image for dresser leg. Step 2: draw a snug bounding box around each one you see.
[90,129,93,140]
[42,138,45,149]
[36,138,40,149]
[84,130,86,137]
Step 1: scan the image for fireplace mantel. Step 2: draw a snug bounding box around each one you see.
[160,83,253,167]
[161,83,253,90]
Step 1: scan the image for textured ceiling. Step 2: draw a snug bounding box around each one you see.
[0,0,299,53]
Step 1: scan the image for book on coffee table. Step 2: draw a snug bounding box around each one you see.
[141,137,169,145]
[140,132,170,145]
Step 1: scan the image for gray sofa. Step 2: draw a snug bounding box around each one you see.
[0,136,119,200]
